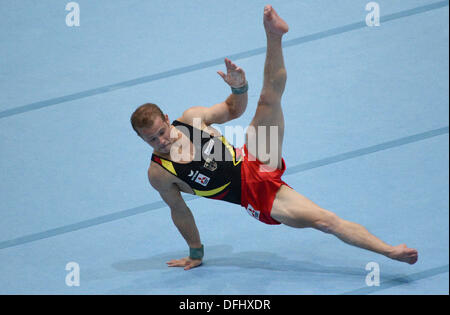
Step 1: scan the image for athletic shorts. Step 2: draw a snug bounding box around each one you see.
[239,144,291,225]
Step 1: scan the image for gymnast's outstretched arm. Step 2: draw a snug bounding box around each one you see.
[149,169,203,270]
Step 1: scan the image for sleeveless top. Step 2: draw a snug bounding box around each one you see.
[151,120,243,205]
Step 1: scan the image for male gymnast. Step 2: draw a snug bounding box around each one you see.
[131,5,418,270]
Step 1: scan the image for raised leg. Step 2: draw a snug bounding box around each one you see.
[271,185,419,264]
[246,5,289,169]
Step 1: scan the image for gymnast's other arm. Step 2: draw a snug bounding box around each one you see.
[148,167,203,270]
[181,58,248,127]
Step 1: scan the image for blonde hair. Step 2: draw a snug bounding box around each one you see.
[130,103,165,135]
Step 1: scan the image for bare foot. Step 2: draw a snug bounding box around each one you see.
[388,244,418,264]
[263,5,289,36]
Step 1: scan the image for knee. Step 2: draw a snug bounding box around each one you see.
[313,211,340,234]
[264,68,287,85]
[257,93,281,108]
[258,94,273,107]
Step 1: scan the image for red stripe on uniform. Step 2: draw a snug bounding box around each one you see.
[209,189,230,200]
[153,156,162,164]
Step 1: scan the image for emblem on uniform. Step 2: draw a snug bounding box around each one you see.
[188,170,199,181]
[203,157,218,171]
[194,173,210,187]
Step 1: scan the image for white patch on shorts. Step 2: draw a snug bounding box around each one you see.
[246,204,260,220]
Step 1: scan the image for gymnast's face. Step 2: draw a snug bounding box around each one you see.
[138,114,176,154]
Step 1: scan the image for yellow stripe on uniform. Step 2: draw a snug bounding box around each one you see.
[193,181,231,197]
[218,136,242,166]
[160,159,177,176]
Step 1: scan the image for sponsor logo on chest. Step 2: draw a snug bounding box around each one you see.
[188,170,210,187]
